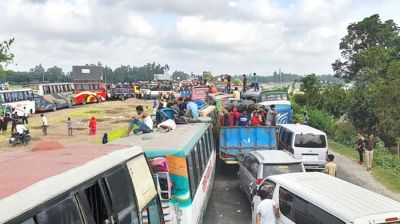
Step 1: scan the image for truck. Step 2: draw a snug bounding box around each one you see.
[107,83,136,100]
[219,126,277,164]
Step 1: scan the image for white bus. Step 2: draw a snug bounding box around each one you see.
[252,172,400,224]
[112,122,216,224]
[0,145,164,224]
[0,89,35,116]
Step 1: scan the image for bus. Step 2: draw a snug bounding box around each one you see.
[0,89,35,116]
[73,82,107,104]
[0,144,164,224]
[112,123,216,224]
[28,83,75,112]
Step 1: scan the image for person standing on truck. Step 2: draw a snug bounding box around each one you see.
[256,188,280,224]
[233,87,240,99]
[242,74,247,93]
[325,154,337,177]
[364,134,375,171]
[356,133,365,165]
[266,105,277,126]
[237,110,249,126]
[252,73,259,91]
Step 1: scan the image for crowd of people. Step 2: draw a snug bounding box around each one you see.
[220,105,278,127]
[126,96,202,135]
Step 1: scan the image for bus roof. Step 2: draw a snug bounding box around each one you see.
[111,123,210,158]
[269,172,400,222]
[0,145,143,222]
[0,88,33,92]
[278,123,326,135]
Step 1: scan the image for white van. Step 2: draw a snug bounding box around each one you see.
[277,124,327,170]
[252,172,400,224]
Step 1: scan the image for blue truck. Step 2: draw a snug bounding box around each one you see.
[219,126,277,164]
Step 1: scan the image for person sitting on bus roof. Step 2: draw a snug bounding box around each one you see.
[127,105,153,135]
[170,102,189,124]
[237,110,249,126]
[184,98,199,120]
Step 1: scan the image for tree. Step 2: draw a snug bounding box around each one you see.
[202,71,213,83]
[172,70,189,81]
[0,38,15,75]
[332,14,399,80]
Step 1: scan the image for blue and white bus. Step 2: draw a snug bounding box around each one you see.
[113,123,216,224]
[0,89,35,116]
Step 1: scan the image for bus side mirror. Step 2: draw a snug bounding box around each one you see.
[156,172,172,200]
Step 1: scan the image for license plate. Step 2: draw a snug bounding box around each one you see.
[302,155,318,161]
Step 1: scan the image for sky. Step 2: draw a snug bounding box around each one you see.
[1,0,400,76]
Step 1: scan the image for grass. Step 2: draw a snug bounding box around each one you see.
[329,139,400,193]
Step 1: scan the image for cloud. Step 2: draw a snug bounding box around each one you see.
[2,0,400,76]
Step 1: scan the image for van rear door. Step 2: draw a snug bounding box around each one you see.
[293,133,327,170]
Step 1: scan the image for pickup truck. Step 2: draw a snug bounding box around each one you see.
[219,126,277,164]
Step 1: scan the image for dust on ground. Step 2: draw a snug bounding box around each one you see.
[332,148,400,201]
[0,98,152,153]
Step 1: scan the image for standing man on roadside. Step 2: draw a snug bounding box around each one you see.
[256,188,280,224]
[242,74,247,93]
[40,114,48,136]
[356,133,365,165]
[325,154,337,177]
[365,134,375,171]
[23,107,29,124]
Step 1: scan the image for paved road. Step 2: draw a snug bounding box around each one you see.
[204,162,251,224]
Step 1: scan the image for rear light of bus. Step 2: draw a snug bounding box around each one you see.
[256,178,263,186]
[385,217,399,222]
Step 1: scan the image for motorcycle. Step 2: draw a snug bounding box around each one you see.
[9,130,31,147]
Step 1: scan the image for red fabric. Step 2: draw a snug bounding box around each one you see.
[251,113,262,126]
[210,86,218,93]
[230,107,242,125]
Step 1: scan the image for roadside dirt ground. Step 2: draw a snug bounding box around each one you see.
[0,98,152,153]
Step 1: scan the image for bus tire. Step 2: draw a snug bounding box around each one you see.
[82,99,87,105]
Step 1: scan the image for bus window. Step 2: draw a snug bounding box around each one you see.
[17,92,24,101]
[0,93,4,103]
[187,154,197,199]
[146,198,163,224]
[83,182,108,224]
[105,167,139,224]
[43,86,50,94]
[36,197,84,224]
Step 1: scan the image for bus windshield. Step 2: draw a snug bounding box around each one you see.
[260,92,288,101]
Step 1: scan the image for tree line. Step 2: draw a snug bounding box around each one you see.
[294,14,400,146]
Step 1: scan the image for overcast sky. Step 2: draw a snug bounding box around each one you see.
[1,0,399,76]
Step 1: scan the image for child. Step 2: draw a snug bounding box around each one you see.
[325,154,337,177]
[66,117,73,136]
[89,116,96,135]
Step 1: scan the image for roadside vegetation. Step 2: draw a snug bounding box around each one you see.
[290,14,400,193]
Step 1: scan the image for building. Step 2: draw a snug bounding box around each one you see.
[71,65,104,82]
[154,73,171,81]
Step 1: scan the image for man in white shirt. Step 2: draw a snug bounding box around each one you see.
[40,114,48,136]
[256,188,280,224]
[15,123,28,135]
[22,107,29,124]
